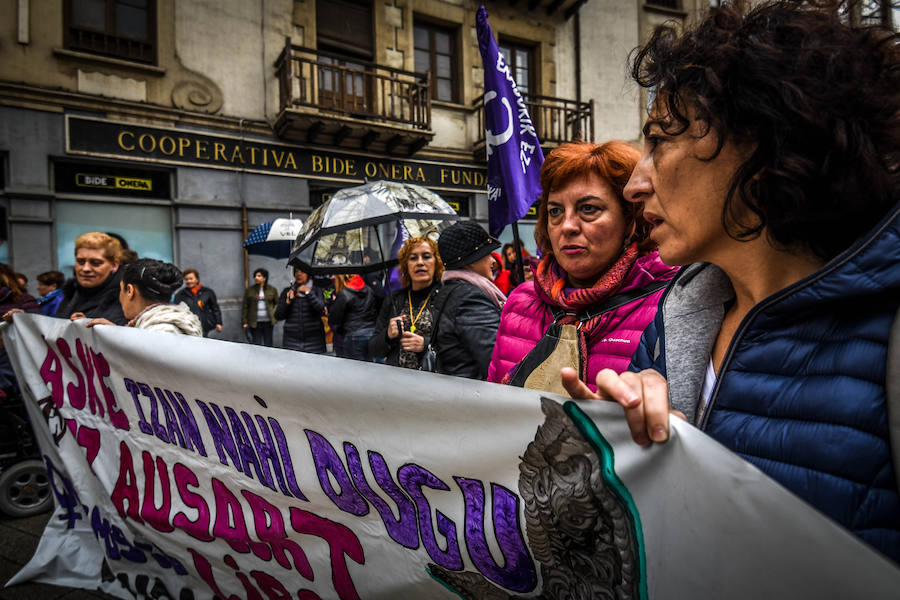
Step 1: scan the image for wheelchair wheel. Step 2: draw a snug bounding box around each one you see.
[0,459,53,518]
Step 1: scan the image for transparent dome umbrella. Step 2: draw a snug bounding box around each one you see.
[288,180,458,274]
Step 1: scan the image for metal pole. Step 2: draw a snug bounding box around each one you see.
[511,222,526,285]
[242,206,249,287]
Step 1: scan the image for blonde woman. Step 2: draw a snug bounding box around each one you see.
[368,237,444,369]
[58,232,126,324]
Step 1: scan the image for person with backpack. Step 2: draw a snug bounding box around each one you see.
[486,141,677,394]
[328,274,380,361]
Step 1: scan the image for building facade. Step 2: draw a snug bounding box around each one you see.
[0,0,711,340]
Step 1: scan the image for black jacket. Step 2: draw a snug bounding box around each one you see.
[328,285,380,337]
[58,271,127,325]
[369,284,441,367]
[173,286,222,334]
[275,286,326,353]
[431,279,501,380]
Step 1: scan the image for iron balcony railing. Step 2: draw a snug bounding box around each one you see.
[275,43,431,131]
[474,93,593,149]
[65,26,156,64]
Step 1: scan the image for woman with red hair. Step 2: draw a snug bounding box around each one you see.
[486,141,677,393]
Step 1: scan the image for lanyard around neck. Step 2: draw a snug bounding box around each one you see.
[407,288,433,333]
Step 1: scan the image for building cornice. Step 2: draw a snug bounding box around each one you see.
[0,81,273,137]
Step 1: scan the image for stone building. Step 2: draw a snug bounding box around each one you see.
[0,0,712,340]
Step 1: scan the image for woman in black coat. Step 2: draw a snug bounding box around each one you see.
[369,237,444,369]
[275,266,326,353]
[433,222,504,379]
[328,274,381,361]
[57,231,127,325]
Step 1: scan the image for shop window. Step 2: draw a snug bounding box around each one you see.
[64,0,157,64]
[498,40,535,97]
[497,223,537,259]
[55,201,172,276]
[414,20,459,103]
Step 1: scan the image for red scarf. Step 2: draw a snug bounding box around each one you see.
[529,243,639,381]
[536,243,638,311]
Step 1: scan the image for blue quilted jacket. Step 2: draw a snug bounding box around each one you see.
[631,202,900,563]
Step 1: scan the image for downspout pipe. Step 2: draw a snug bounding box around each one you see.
[575,9,581,106]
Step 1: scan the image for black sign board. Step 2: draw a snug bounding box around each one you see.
[66,116,488,194]
[54,160,171,199]
[442,196,471,218]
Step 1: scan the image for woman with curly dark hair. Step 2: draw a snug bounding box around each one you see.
[565,1,900,562]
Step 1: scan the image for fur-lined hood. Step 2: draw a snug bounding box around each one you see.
[130,302,202,336]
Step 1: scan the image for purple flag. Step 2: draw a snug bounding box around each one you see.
[476,5,545,237]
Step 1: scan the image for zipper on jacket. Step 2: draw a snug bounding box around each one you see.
[696,205,899,430]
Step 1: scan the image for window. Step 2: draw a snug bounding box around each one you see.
[414,21,458,103]
[646,0,681,9]
[317,0,373,114]
[498,41,534,96]
[316,0,373,59]
[55,200,173,275]
[857,0,893,27]
[64,0,156,64]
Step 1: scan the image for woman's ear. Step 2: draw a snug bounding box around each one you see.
[124,283,137,299]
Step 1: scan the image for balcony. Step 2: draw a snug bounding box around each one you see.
[473,93,593,159]
[274,42,434,156]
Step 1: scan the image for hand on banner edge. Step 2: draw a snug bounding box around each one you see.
[86,318,116,328]
[560,366,686,447]
[1,308,23,322]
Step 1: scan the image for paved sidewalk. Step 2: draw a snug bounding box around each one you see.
[0,511,117,600]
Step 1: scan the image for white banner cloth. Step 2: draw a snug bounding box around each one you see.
[3,314,899,599]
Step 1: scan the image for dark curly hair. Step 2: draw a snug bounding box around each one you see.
[631,0,899,260]
[122,259,183,303]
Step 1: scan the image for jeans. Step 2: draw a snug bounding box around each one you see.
[339,329,374,361]
[249,322,273,346]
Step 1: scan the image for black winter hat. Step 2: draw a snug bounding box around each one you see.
[438,221,501,270]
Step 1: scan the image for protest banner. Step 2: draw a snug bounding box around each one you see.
[3,313,899,599]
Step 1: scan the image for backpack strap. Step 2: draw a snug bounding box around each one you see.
[550,279,670,325]
[887,303,900,497]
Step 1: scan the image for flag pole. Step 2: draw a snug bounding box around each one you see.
[511,222,526,285]
[477,6,544,259]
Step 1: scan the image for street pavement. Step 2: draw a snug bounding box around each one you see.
[0,511,117,600]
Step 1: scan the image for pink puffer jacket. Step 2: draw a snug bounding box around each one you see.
[486,251,677,390]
